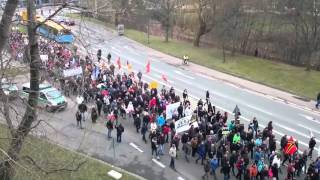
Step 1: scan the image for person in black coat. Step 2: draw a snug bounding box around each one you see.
[96,98,103,116]
[308,137,317,158]
[134,114,141,133]
[116,123,124,142]
[91,107,98,123]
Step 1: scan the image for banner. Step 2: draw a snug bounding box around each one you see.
[40,55,48,62]
[175,116,198,134]
[166,102,180,119]
[63,67,83,77]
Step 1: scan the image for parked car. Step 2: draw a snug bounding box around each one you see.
[0,78,18,99]
[20,83,67,112]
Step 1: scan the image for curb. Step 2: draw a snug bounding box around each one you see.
[45,138,147,180]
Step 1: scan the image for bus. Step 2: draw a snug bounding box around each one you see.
[20,11,74,44]
[36,15,74,44]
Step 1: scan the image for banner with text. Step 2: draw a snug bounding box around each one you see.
[63,67,83,77]
[175,116,198,134]
[166,102,180,119]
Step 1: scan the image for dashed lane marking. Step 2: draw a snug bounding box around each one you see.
[129,142,144,153]
[152,158,166,168]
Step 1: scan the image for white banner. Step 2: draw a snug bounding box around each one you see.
[40,55,48,62]
[166,102,180,119]
[63,67,83,77]
[175,116,198,134]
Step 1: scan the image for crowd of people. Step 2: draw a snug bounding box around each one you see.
[9,29,320,180]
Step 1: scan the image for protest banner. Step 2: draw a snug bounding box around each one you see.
[63,66,83,77]
[166,102,180,119]
[175,115,198,134]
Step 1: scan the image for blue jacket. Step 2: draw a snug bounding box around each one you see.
[210,159,219,170]
[197,143,206,157]
[157,116,165,126]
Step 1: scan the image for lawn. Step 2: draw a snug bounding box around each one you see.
[124,29,320,100]
[68,13,320,100]
[0,125,140,180]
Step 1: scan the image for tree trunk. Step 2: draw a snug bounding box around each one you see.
[165,25,169,42]
[0,0,19,77]
[193,29,202,47]
[0,0,40,179]
[305,53,312,71]
[222,41,226,63]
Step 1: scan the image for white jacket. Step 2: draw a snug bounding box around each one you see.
[169,147,177,158]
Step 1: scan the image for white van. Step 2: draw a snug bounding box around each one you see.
[117,24,124,36]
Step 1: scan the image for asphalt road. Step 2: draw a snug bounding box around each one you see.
[8,8,317,180]
[70,18,320,154]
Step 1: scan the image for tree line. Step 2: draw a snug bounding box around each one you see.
[82,0,320,70]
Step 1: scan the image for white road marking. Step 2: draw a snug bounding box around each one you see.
[246,104,274,116]
[152,158,166,168]
[274,123,320,143]
[173,76,192,85]
[299,114,320,125]
[177,177,185,180]
[174,70,195,80]
[297,124,320,135]
[129,142,144,153]
[196,73,216,80]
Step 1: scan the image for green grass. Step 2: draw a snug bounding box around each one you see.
[0,67,29,77]
[66,13,319,99]
[124,29,320,100]
[0,125,140,180]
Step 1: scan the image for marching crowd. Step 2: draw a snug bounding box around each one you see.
[9,30,320,180]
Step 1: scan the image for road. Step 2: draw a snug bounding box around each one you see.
[7,8,318,180]
[71,18,320,153]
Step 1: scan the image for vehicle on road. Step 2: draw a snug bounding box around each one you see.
[0,78,18,99]
[117,24,124,36]
[20,83,67,112]
[20,12,74,44]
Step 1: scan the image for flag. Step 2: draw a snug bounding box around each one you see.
[127,60,132,72]
[145,61,151,73]
[117,57,121,69]
[161,74,168,82]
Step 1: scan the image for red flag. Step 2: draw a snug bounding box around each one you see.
[161,74,168,82]
[117,57,121,69]
[145,61,151,73]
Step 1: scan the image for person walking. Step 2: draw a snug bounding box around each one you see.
[106,119,113,139]
[75,110,82,129]
[202,159,211,180]
[221,161,231,180]
[308,136,316,158]
[151,136,158,158]
[116,123,124,142]
[210,157,219,180]
[134,114,141,133]
[169,144,177,170]
[196,142,206,165]
[141,124,148,143]
[91,107,98,123]
[96,98,103,116]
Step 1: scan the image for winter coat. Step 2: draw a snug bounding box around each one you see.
[169,146,177,158]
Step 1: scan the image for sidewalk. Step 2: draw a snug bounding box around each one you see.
[140,43,319,114]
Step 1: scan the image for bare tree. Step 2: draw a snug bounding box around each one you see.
[291,0,320,70]
[192,0,217,47]
[147,0,176,42]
